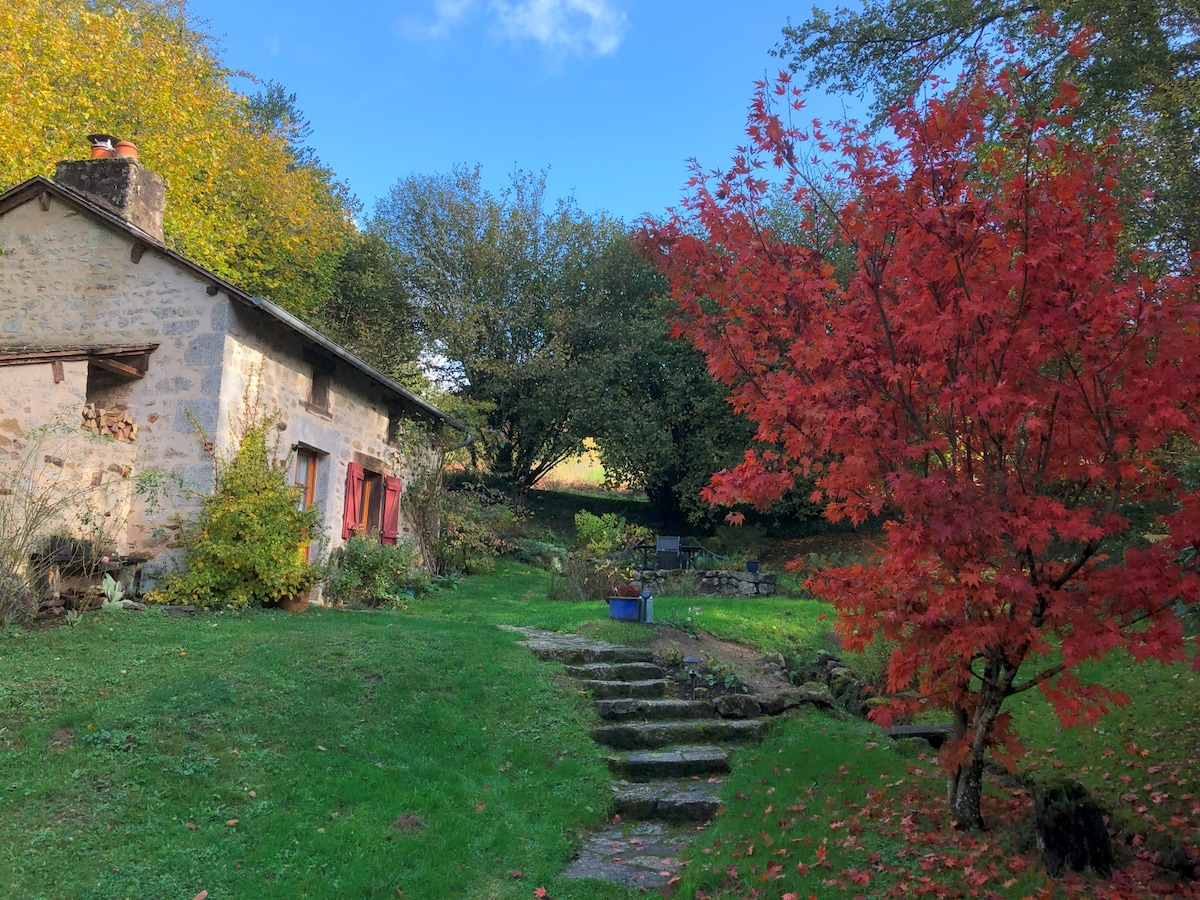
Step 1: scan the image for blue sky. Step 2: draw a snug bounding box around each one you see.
[186,0,854,224]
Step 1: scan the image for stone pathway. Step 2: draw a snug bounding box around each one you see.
[506,627,795,889]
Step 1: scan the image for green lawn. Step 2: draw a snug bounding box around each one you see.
[404,558,834,657]
[4,558,1197,899]
[0,606,626,900]
[405,559,1200,896]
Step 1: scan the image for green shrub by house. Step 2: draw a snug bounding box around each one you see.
[149,407,320,609]
[433,483,521,574]
[326,535,429,606]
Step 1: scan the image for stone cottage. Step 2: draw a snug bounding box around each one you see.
[0,149,467,583]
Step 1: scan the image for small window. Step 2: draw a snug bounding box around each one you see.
[309,367,331,414]
[342,462,402,544]
[294,448,320,511]
[303,349,334,416]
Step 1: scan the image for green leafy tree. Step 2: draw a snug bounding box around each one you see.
[777,0,1200,265]
[591,291,755,527]
[371,166,629,490]
[315,231,426,389]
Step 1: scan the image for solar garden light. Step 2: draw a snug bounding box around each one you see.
[684,656,703,700]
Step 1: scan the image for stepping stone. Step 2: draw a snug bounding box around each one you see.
[611,780,722,823]
[591,718,765,750]
[559,821,692,887]
[507,626,779,887]
[510,629,655,665]
[592,698,715,721]
[564,661,664,681]
[606,745,732,780]
[579,678,668,700]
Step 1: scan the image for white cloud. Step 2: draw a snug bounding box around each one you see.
[399,0,628,57]
[490,0,627,56]
[400,0,480,41]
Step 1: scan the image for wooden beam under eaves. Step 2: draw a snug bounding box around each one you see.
[91,357,145,378]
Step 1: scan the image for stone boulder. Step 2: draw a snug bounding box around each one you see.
[796,681,836,708]
[758,689,807,715]
[713,694,761,719]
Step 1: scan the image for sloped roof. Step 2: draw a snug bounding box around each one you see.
[0,175,468,439]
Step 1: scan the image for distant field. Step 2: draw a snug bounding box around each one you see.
[539,440,610,492]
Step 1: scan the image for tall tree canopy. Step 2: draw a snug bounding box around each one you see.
[371,167,637,490]
[777,0,1200,264]
[645,65,1200,829]
[0,0,356,316]
[591,285,756,528]
[316,231,426,390]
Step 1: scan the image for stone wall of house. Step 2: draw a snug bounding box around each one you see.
[219,303,424,550]
[0,360,139,555]
[0,195,225,560]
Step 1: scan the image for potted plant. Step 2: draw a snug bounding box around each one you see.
[607,583,641,621]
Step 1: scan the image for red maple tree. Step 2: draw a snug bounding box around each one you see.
[644,63,1200,829]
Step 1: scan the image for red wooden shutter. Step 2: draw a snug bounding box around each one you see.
[381,476,402,545]
[341,462,364,539]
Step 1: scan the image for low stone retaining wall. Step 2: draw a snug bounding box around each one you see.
[631,569,776,598]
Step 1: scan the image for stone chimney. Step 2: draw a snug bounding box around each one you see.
[54,152,167,243]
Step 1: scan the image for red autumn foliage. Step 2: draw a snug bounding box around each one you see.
[643,61,1200,829]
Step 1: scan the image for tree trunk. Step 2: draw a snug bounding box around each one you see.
[945,686,1005,830]
[646,477,685,530]
[947,754,986,831]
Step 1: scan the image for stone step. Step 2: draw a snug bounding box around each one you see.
[611,780,722,823]
[606,745,732,780]
[523,639,656,665]
[564,661,664,681]
[580,678,668,700]
[559,821,691,887]
[592,698,715,721]
[591,718,766,750]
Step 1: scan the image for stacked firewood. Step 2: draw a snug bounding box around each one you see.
[37,572,98,615]
[81,403,139,442]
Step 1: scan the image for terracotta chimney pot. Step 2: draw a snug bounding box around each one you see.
[87,133,117,159]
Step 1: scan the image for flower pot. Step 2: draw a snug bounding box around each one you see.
[745,560,760,574]
[277,591,310,613]
[607,597,640,622]
[114,140,139,159]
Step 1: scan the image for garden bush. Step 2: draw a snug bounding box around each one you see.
[573,510,649,556]
[325,535,428,607]
[433,483,523,575]
[147,399,320,610]
[508,536,568,570]
[546,549,625,602]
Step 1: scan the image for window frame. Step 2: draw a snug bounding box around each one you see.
[302,349,335,417]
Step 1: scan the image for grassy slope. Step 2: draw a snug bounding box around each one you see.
[0,608,628,900]
[404,559,834,657]
[5,542,1197,899]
